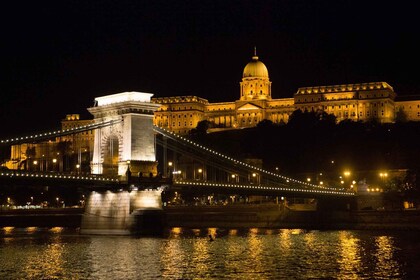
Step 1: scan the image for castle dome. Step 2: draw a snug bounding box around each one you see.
[242,49,269,78]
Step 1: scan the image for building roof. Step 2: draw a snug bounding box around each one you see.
[242,49,269,78]
[295,82,393,95]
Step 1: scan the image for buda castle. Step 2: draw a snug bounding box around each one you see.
[152,50,420,134]
[4,50,420,172]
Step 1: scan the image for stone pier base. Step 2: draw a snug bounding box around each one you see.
[80,189,163,235]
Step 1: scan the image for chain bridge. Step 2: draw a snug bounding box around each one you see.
[0,91,354,234]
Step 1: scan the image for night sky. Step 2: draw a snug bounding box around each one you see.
[1,0,419,138]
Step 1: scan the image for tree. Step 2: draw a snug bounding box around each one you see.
[395,107,408,123]
[56,141,73,172]
[190,120,211,136]
[256,119,275,129]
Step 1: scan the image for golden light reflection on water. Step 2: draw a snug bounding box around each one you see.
[161,234,187,279]
[207,227,217,238]
[337,231,362,278]
[278,229,292,252]
[26,227,38,234]
[0,227,412,279]
[23,243,65,279]
[303,231,315,246]
[190,236,210,276]
[248,227,263,274]
[49,227,64,233]
[374,236,400,278]
[2,226,14,235]
[228,229,238,236]
[170,227,182,237]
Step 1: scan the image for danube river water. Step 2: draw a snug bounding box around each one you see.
[1,227,420,279]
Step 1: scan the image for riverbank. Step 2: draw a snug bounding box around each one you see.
[164,205,420,230]
[0,208,83,228]
[1,205,420,230]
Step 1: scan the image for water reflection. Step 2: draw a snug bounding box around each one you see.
[247,228,264,279]
[374,236,401,278]
[0,228,416,279]
[337,231,363,279]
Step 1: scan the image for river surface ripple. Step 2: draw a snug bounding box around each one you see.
[1,227,420,279]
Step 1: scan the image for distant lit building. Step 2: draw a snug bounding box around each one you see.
[5,114,94,172]
[395,95,420,121]
[153,50,420,134]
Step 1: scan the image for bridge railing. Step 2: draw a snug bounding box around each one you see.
[153,125,354,196]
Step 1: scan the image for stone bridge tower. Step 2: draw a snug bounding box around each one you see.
[88,91,161,177]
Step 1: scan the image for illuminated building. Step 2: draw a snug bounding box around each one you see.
[3,50,420,172]
[394,95,420,121]
[153,50,420,134]
[5,114,94,172]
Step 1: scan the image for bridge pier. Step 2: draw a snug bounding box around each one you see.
[80,189,164,235]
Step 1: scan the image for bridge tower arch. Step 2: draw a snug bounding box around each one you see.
[88,92,161,176]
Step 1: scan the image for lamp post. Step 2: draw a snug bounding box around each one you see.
[52,158,57,172]
[76,164,80,175]
[379,172,388,190]
[197,168,203,180]
[168,161,173,178]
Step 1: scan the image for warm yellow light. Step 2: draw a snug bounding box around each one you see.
[344,171,351,177]
[252,173,257,177]
[320,181,324,185]
[76,164,80,169]
[231,174,236,178]
[307,178,311,182]
[52,158,57,163]
[198,168,202,173]
[33,160,38,165]
[168,161,173,167]
[379,172,388,178]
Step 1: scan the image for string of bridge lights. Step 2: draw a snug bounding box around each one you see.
[174,181,355,196]
[0,118,122,144]
[154,126,352,194]
[0,170,118,182]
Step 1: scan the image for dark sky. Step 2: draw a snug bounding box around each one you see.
[1,0,419,138]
